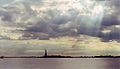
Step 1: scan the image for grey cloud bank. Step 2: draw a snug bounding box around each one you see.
[0,0,120,41]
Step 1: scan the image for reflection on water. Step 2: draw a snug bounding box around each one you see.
[104,58,120,69]
[0,58,120,69]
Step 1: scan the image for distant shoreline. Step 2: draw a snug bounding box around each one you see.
[1,55,120,59]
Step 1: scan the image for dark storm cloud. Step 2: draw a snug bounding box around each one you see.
[101,15,119,26]
[25,14,78,37]
[101,0,120,26]
[99,26,120,42]
[111,0,120,9]
[99,0,120,41]
[0,10,13,22]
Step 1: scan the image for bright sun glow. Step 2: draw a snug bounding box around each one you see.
[92,5,104,15]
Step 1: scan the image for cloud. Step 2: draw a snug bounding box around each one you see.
[0,0,120,41]
[101,15,119,26]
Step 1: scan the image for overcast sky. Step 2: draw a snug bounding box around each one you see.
[0,0,120,41]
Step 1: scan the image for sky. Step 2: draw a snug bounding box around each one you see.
[0,0,120,41]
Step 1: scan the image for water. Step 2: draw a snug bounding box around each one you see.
[0,40,120,69]
[0,58,120,69]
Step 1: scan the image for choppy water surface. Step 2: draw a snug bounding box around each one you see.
[0,58,120,69]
